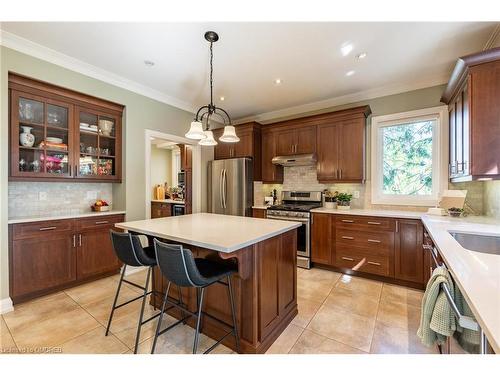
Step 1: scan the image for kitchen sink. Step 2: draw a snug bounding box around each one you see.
[449,231,500,255]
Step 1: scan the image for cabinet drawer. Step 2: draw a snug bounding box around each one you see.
[336,229,394,255]
[12,219,74,240]
[76,215,124,231]
[335,246,391,277]
[335,215,395,231]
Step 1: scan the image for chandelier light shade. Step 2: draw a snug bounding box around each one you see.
[219,125,240,143]
[188,31,238,147]
[185,121,205,140]
[198,130,218,146]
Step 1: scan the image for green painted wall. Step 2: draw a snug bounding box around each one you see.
[0,46,197,301]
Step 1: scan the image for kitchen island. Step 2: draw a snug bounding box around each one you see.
[115,213,300,353]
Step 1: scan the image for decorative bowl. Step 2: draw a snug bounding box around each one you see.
[98,120,114,136]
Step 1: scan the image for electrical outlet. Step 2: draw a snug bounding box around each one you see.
[86,191,98,200]
[39,192,47,201]
[353,191,360,199]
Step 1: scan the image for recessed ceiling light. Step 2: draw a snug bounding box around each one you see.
[356,52,367,60]
[144,60,155,67]
[346,70,355,77]
[341,43,353,57]
[274,78,282,85]
[220,96,225,101]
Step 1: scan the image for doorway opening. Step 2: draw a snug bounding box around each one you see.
[144,129,201,219]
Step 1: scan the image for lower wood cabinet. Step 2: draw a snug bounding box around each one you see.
[311,213,425,288]
[151,202,172,218]
[9,214,124,304]
[252,208,267,218]
[310,213,334,265]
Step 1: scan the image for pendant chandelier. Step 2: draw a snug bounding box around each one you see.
[185,31,239,146]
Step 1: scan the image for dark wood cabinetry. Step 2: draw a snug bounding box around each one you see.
[178,144,193,214]
[442,48,500,182]
[213,122,262,180]
[261,128,283,183]
[9,73,123,182]
[310,213,334,265]
[9,214,124,304]
[252,208,267,218]
[311,213,425,288]
[395,219,424,283]
[275,126,316,156]
[316,107,370,183]
[151,202,172,218]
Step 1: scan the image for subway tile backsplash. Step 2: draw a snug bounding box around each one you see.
[8,182,112,219]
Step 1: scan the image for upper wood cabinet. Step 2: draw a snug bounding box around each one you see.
[441,48,500,182]
[213,122,262,180]
[275,125,316,156]
[9,73,123,182]
[261,127,284,184]
[316,106,370,183]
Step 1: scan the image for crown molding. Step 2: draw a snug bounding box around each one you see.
[0,29,198,114]
[234,74,449,124]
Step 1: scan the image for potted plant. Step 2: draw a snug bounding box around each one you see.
[336,193,353,210]
[447,207,464,217]
[324,190,338,209]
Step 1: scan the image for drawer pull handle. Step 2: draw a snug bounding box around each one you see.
[78,234,82,247]
[95,220,109,224]
[39,226,56,231]
[367,261,381,266]
[341,257,354,261]
[72,234,76,248]
[368,239,381,243]
[367,221,381,225]
[342,236,354,240]
[341,220,354,223]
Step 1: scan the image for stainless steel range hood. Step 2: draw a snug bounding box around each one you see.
[271,153,317,167]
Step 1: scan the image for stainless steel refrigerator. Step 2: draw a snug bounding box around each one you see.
[208,158,253,216]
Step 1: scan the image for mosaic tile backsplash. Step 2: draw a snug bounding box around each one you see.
[8,182,113,218]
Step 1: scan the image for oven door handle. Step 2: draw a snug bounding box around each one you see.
[266,215,309,223]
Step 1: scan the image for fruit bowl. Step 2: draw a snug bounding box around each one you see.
[91,199,110,211]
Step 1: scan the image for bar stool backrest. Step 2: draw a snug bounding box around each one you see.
[154,239,206,287]
[110,230,148,267]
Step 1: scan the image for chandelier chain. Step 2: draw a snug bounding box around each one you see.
[210,41,214,108]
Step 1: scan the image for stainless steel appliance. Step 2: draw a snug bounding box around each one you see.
[266,191,322,269]
[208,158,253,217]
[177,171,185,187]
[271,153,317,167]
[172,204,185,216]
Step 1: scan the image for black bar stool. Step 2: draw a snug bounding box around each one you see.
[151,239,240,354]
[106,231,184,354]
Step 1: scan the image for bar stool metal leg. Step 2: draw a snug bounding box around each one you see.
[480,328,488,354]
[105,265,127,336]
[151,281,171,354]
[227,276,240,353]
[133,266,152,354]
[178,285,187,324]
[193,287,205,354]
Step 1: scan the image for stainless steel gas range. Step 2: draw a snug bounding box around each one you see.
[266,191,322,269]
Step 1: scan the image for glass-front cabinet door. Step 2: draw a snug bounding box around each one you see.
[75,107,121,180]
[10,91,74,179]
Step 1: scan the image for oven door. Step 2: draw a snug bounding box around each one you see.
[266,215,310,258]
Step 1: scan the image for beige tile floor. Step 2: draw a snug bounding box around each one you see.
[0,267,437,354]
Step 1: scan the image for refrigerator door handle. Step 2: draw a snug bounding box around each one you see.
[222,169,228,209]
[219,168,224,209]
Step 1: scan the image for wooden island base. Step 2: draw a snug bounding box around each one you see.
[146,229,298,354]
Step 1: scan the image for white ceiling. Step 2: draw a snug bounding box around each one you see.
[1,22,498,121]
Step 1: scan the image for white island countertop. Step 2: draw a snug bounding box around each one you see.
[115,212,301,253]
[422,215,500,353]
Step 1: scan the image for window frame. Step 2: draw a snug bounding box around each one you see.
[370,106,448,206]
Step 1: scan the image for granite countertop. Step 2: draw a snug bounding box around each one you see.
[8,210,127,224]
[422,215,500,353]
[310,207,424,219]
[115,213,300,253]
[151,199,185,204]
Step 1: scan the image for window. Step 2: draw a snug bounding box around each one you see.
[371,106,448,206]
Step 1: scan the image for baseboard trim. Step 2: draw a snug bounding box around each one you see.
[0,297,14,314]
